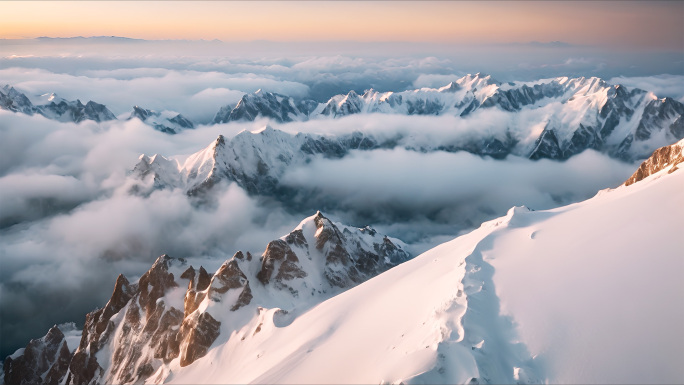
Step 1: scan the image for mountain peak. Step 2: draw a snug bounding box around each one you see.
[4,213,412,384]
[252,125,275,134]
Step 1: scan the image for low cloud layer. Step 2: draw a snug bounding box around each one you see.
[0,67,309,123]
[609,75,684,102]
[281,148,637,242]
[0,111,304,356]
[3,38,683,125]
[0,41,675,359]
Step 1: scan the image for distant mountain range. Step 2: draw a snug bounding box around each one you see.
[3,74,683,161]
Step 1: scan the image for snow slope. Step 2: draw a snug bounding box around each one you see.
[168,150,684,384]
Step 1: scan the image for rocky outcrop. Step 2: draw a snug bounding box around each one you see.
[207,260,253,310]
[181,266,211,316]
[320,90,364,117]
[0,85,116,123]
[624,139,684,186]
[128,106,195,134]
[0,85,36,115]
[213,90,308,123]
[257,239,308,295]
[529,128,562,160]
[3,326,72,385]
[38,99,116,123]
[176,312,221,367]
[5,213,411,385]
[635,98,684,141]
[311,212,411,288]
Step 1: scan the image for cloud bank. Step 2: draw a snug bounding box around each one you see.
[0,39,674,359]
[280,148,636,242]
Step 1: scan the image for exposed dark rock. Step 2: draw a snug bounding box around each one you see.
[83,101,116,122]
[208,259,253,311]
[285,229,308,248]
[177,312,221,367]
[564,123,603,157]
[214,90,304,123]
[3,326,71,385]
[138,255,178,317]
[529,128,562,160]
[0,85,36,115]
[406,98,443,115]
[43,341,72,385]
[257,240,301,285]
[8,211,413,385]
[36,98,116,123]
[130,105,152,121]
[151,307,185,362]
[297,99,319,116]
[669,115,684,139]
[169,113,194,129]
[66,350,102,385]
[129,106,194,134]
[635,98,684,141]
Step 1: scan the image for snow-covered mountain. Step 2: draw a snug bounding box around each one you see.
[163,158,681,384]
[211,74,684,160]
[6,141,683,384]
[129,110,683,201]
[4,75,683,156]
[131,126,379,197]
[3,212,409,385]
[213,89,307,124]
[36,94,116,123]
[0,85,35,115]
[0,85,116,123]
[128,106,195,134]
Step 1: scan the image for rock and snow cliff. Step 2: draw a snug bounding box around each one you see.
[624,138,684,186]
[7,140,683,384]
[3,212,409,385]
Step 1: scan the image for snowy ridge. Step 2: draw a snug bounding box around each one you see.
[131,126,379,196]
[131,118,683,201]
[3,213,409,385]
[166,147,684,384]
[1,85,116,123]
[213,89,304,124]
[127,106,194,134]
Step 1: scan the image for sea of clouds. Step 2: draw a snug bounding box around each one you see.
[0,37,679,357]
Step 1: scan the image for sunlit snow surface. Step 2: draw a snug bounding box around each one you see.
[160,161,684,384]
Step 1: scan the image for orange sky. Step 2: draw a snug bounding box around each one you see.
[1,1,682,50]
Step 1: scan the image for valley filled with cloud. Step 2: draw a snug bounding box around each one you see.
[1,36,681,369]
